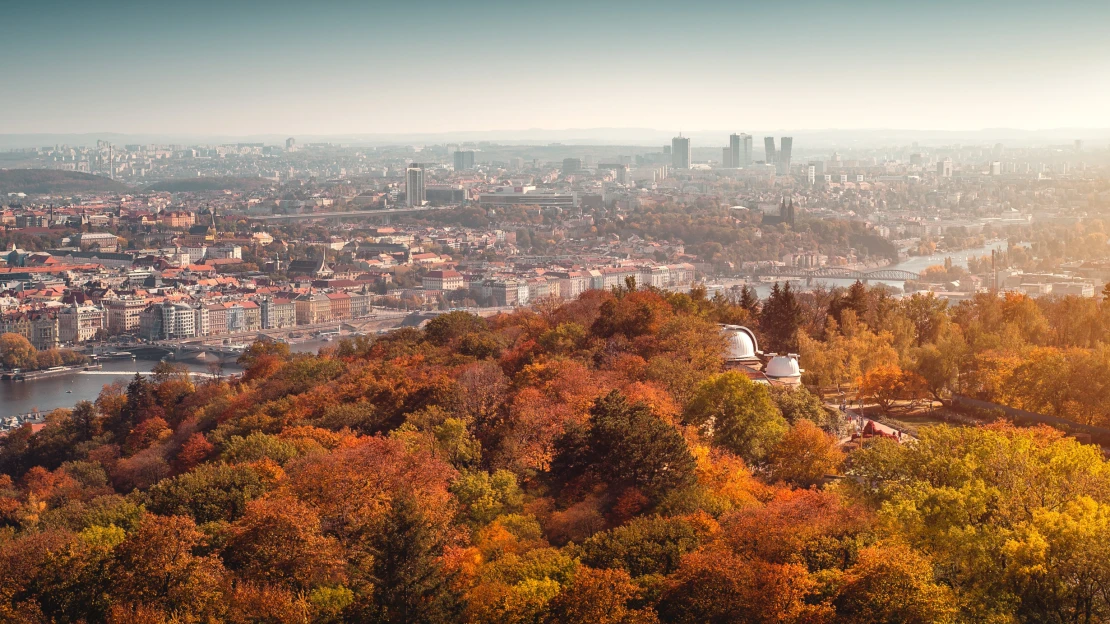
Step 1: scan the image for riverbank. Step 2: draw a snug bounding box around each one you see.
[1,364,101,381]
[1,359,242,419]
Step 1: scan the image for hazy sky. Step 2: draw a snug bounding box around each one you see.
[3,0,1108,135]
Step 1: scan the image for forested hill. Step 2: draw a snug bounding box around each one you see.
[143,176,276,193]
[0,169,129,195]
[1,284,1109,623]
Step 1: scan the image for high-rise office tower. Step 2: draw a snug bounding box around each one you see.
[741,134,753,166]
[764,137,776,165]
[672,135,691,169]
[453,150,475,171]
[285,137,296,151]
[562,158,582,174]
[937,157,953,178]
[777,137,793,175]
[728,134,742,169]
[406,164,426,207]
[722,147,733,168]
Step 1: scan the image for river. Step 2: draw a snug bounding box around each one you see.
[1,359,242,419]
[746,239,1009,297]
[0,339,341,419]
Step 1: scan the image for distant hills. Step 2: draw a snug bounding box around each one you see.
[0,169,129,195]
[2,127,1109,149]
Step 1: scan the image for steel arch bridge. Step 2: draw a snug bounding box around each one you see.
[753,266,920,281]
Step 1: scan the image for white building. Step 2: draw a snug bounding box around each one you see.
[139,302,197,341]
[406,164,426,207]
[672,135,691,169]
[58,304,105,344]
[423,270,464,291]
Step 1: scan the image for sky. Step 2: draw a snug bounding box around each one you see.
[2,0,1109,136]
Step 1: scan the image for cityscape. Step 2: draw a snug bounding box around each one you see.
[2,131,1104,352]
[3,0,1110,622]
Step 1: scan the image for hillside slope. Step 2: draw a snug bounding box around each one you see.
[0,169,129,195]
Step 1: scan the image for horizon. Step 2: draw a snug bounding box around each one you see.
[2,125,1109,151]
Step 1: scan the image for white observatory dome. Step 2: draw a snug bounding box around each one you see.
[765,354,802,379]
[722,325,759,361]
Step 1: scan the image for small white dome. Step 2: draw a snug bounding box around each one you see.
[765,354,801,378]
[721,325,759,360]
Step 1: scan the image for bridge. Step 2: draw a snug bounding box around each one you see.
[752,266,920,281]
[248,206,452,223]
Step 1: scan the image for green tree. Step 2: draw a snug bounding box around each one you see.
[738,285,760,316]
[759,283,802,353]
[451,469,524,526]
[145,461,274,523]
[552,391,697,502]
[769,386,841,433]
[579,515,700,578]
[850,424,1110,622]
[684,372,787,464]
[424,311,488,347]
[365,495,463,624]
[900,292,950,346]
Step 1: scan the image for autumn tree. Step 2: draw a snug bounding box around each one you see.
[542,567,658,624]
[658,548,819,624]
[111,514,227,619]
[857,365,924,414]
[223,496,345,591]
[0,333,37,370]
[766,420,844,488]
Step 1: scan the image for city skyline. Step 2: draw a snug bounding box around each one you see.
[3,0,1108,135]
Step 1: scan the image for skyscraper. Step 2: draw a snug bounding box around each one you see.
[764,137,776,165]
[672,135,691,169]
[406,164,426,207]
[937,157,953,178]
[453,150,475,171]
[562,158,582,174]
[741,134,753,166]
[722,147,733,168]
[777,137,793,175]
[728,134,741,169]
